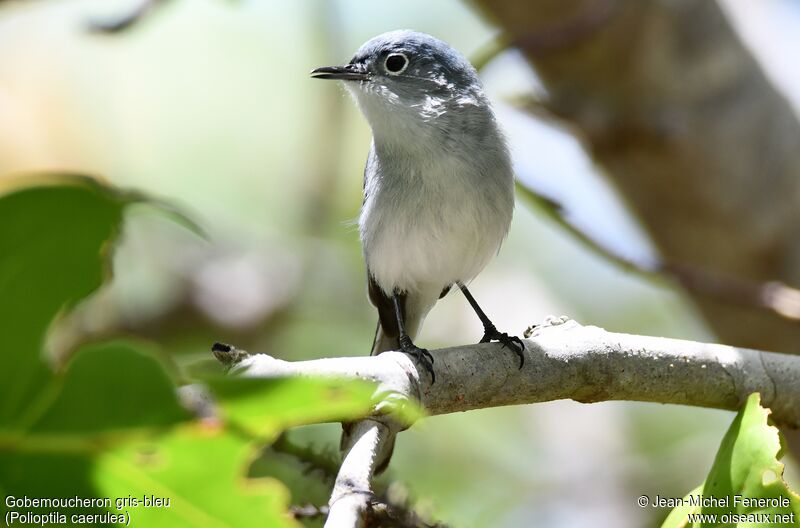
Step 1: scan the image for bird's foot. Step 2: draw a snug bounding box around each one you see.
[399,335,435,383]
[480,325,525,368]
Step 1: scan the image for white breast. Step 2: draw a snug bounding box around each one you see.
[360,151,513,295]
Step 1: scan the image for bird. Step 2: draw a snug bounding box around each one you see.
[311,30,524,384]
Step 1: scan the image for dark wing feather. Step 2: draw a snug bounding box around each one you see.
[368,273,399,340]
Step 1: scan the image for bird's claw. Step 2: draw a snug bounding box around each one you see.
[399,337,435,383]
[481,326,525,369]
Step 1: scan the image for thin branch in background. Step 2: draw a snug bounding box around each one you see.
[86,0,170,33]
[515,182,800,323]
[662,263,800,322]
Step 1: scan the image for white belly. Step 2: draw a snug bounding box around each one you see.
[360,174,511,295]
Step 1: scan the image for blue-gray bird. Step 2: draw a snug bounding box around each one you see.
[311,30,523,384]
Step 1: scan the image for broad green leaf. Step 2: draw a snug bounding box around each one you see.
[0,179,191,445]
[0,340,192,525]
[0,451,103,522]
[94,426,299,528]
[0,179,192,525]
[661,393,800,527]
[29,342,190,434]
[0,177,204,429]
[0,178,127,426]
[207,377,376,439]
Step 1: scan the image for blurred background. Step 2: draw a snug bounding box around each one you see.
[2,0,799,526]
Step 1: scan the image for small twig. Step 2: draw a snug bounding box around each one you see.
[663,263,800,322]
[211,342,251,369]
[515,182,800,322]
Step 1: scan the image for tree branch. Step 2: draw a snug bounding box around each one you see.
[223,316,800,526]
[231,316,800,425]
[330,420,394,528]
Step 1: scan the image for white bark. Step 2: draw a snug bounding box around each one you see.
[229,316,800,526]
[325,420,392,528]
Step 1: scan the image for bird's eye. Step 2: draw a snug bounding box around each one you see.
[384,53,409,75]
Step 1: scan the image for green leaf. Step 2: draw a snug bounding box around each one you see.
[0,178,192,445]
[661,393,800,527]
[0,179,192,525]
[207,377,376,439]
[93,426,299,528]
[660,485,703,528]
[83,376,376,527]
[0,451,105,522]
[0,178,127,426]
[0,342,192,525]
[29,342,190,434]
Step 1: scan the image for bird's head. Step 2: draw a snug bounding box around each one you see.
[312,30,486,134]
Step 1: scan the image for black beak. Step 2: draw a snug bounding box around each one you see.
[310,64,368,81]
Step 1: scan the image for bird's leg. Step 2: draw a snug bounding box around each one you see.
[392,291,435,382]
[457,282,525,368]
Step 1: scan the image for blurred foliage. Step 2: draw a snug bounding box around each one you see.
[662,393,800,527]
[0,178,375,527]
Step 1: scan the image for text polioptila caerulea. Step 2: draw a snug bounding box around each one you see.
[312,30,523,383]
